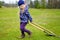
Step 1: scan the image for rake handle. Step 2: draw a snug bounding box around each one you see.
[30,22,56,35]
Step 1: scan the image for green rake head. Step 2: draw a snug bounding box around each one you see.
[44,30,55,37]
[43,30,60,38]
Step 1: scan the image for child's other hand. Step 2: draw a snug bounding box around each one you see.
[29,17,32,23]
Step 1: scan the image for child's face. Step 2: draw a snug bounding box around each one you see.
[19,4,25,13]
[20,4,25,10]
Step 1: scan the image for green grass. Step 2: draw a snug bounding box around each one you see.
[0,8,60,40]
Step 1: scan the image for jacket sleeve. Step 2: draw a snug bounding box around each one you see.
[25,12,32,22]
[24,5,32,22]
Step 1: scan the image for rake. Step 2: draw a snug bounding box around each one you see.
[29,22,60,38]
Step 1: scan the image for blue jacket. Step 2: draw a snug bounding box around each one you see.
[20,5,32,23]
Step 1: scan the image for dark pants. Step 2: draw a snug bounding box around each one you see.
[20,22,31,36]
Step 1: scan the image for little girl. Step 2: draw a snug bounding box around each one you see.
[18,0,32,38]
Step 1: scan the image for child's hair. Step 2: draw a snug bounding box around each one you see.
[18,0,25,6]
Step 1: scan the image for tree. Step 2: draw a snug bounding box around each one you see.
[41,0,46,8]
[52,0,57,8]
[30,0,34,8]
[0,1,4,8]
[34,0,40,9]
[48,0,58,8]
[57,0,60,8]
[48,0,52,8]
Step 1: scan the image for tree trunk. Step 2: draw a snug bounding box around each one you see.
[48,0,58,8]
[41,0,46,8]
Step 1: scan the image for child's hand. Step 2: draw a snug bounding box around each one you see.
[30,20,32,23]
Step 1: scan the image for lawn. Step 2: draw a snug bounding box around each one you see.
[0,8,60,40]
